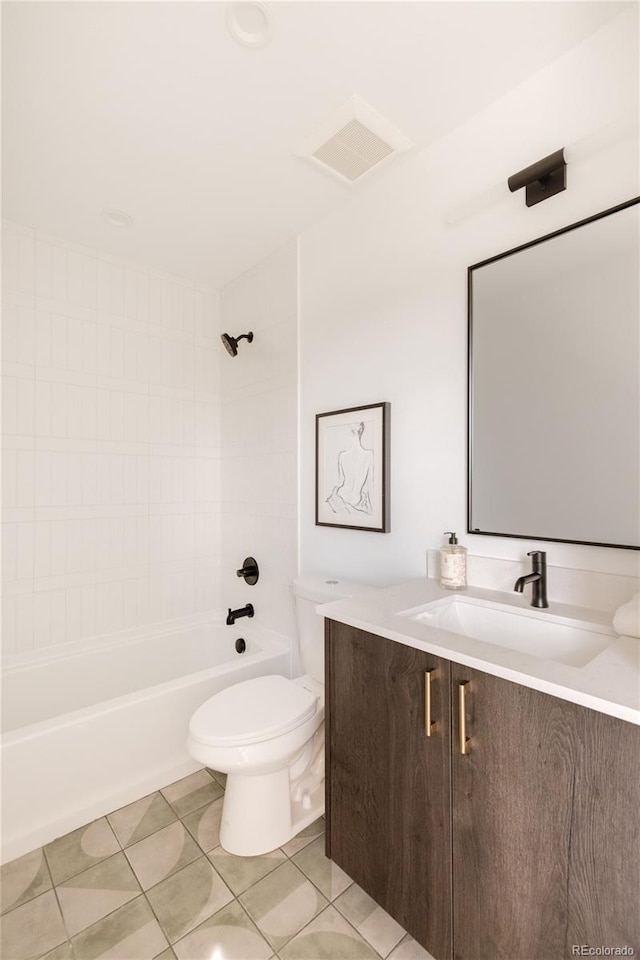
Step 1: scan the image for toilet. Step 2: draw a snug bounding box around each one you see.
[187,575,372,856]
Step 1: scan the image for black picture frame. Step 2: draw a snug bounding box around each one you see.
[315,402,390,533]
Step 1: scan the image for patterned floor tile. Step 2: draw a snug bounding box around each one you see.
[173,900,273,960]
[125,821,201,891]
[3,770,414,960]
[71,895,168,960]
[0,889,67,960]
[279,904,381,959]
[108,793,176,848]
[181,797,224,853]
[334,882,405,957]
[146,856,234,943]
[1,847,52,915]
[44,818,120,885]
[280,817,325,857]
[292,836,352,901]
[386,935,437,960]
[208,845,287,896]
[161,769,224,818]
[206,768,227,788]
[239,860,328,951]
[56,851,141,937]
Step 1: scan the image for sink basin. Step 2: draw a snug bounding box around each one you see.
[403,596,616,667]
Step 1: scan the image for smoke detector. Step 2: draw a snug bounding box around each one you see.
[295,96,413,184]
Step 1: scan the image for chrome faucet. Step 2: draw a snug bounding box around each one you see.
[514,551,548,608]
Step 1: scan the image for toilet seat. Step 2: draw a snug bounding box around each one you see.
[189,674,317,748]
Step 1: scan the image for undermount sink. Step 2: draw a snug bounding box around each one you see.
[403,596,616,667]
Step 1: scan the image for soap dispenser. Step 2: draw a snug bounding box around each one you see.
[440,532,467,590]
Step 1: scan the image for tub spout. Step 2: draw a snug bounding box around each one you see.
[226,603,254,626]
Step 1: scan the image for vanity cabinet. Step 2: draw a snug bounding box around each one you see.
[325,622,453,958]
[564,706,639,951]
[325,620,640,960]
[451,665,575,959]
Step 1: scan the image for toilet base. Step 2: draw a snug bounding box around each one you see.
[219,769,324,856]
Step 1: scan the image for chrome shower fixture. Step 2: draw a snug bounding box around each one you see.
[221,331,254,356]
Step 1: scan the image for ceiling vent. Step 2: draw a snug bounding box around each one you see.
[295,96,413,184]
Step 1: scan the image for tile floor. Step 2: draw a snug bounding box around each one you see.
[1,768,436,960]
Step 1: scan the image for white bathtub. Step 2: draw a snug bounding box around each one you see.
[1,617,291,863]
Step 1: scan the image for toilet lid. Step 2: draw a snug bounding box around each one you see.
[189,675,318,747]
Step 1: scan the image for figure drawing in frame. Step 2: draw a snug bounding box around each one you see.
[316,402,389,533]
[325,420,374,517]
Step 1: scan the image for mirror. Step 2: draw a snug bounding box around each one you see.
[468,198,639,550]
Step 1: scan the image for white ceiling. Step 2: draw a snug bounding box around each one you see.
[2,1,628,288]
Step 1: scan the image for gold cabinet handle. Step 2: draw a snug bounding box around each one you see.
[458,681,470,755]
[424,669,436,736]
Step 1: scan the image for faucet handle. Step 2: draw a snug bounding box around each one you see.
[236,557,259,585]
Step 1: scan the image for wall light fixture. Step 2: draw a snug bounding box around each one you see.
[507,148,566,207]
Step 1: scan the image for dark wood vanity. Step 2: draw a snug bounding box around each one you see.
[325,620,640,960]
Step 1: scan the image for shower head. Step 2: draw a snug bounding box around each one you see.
[220,331,254,357]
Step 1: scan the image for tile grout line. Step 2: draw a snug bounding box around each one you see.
[169,893,272,958]
[108,773,228,951]
[57,860,145,950]
[140,884,177,953]
[41,879,73,959]
[214,831,389,957]
[265,898,391,960]
[39,814,124,886]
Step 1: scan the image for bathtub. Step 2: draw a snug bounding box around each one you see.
[1,616,290,863]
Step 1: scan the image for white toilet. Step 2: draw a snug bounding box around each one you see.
[187,575,372,856]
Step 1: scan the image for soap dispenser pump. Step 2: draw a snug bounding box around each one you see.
[440,532,467,590]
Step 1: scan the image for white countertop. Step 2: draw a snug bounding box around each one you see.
[319,578,640,726]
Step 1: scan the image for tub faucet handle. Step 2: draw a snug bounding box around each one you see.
[236,557,259,586]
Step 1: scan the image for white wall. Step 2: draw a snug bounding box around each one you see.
[220,242,298,642]
[300,9,639,586]
[2,223,222,656]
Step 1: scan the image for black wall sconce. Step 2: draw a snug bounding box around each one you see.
[508,148,566,207]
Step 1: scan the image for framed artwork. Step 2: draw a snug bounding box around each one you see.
[315,402,390,532]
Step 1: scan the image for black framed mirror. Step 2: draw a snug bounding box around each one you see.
[468,197,639,550]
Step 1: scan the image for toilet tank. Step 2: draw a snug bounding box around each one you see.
[292,576,374,682]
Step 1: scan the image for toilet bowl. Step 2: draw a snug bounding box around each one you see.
[187,576,373,856]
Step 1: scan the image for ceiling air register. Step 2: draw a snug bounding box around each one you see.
[295,95,413,184]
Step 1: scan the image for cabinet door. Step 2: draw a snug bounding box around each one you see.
[452,666,577,960]
[566,707,640,954]
[326,620,452,960]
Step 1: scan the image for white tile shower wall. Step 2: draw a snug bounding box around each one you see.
[220,242,298,643]
[2,222,222,656]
